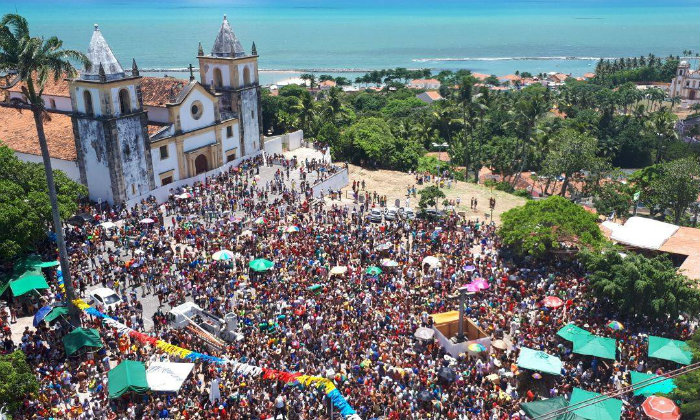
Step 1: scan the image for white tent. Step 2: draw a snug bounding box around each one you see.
[146,362,195,393]
[609,217,679,250]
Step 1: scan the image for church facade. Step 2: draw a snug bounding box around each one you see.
[669,60,700,101]
[0,16,263,205]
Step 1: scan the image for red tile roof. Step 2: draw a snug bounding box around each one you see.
[140,77,188,107]
[424,91,442,100]
[0,106,76,161]
[8,73,71,97]
[410,78,440,85]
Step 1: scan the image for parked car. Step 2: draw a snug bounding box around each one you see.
[88,287,122,311]
[384,207,399,221]
[400,207,416,220]
[367,208,384,223]
[418,208,446,220]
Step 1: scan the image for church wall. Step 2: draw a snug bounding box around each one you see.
[151,142,180,187]
[44,96,72,112]
[183,130,216,153]
[115,116,152,200]
[110,85,138,116]
[145,106,170,123]
[76,118,113,203]
[240,88,260,154]
[237,63,256,86]
[15,152,80,182]
[221,122,240,154]
[202,63,231,88]
[74,87,102,116]
[179,89,217,133]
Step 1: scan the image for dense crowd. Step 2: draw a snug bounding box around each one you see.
[4,152,696,420]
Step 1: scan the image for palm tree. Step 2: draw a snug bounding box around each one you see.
[0,14,88,324]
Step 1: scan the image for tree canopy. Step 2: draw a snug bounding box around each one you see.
[0,351,39,414]
[582,250,700,319]
[671,329,700,418]
[0,144,85,262]
[418,185,446,210]
[647,157,700,224]
[499,196,604,259]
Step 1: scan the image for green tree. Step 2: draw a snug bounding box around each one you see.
[593,181,632,219]
[0,13,88,324]
[582,250,700,319]
[670,329,700,418]
[542,129,604,196]
[316,122,339,147]
[336,117,397,166]
[648,157,700,224]
[0,144,85,262]
[418,185,445,210]
[499,196,604,259]
[0,351,39,415]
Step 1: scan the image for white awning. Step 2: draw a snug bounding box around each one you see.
[146,362,195,393]
[610,217,679,250]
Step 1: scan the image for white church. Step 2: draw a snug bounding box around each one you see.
[0,16,263,205]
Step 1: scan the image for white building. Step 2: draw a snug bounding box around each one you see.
[0,15,263,205]
[408,78,441,90]
[669,60,700,101]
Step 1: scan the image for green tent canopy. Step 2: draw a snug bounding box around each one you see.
[648,336,692,365]
[572,335,616,360]
[521,397,586,420]
[569,388,622,420]
[10,274,49,297]
[0,255,51,296]
[629,371,677,396]
[517,347,563,376]
[108,360,150,398]
[249,258,274,272]
[36,261,60,268]
[44,306,70,323]
[63,328,103,356]
[557,323,591,342]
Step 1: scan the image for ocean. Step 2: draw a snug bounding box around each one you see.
[3,0,700,85]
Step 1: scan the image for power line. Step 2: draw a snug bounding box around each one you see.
[532,361,700,420]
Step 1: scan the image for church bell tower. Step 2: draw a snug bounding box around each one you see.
[69,24,155,205]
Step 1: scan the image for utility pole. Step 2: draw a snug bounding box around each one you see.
[457,285,468,342]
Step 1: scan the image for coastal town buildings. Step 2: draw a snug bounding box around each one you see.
[669,60,700,101]
[0,15,263,205]
[416,91,443,104]
[408,78,441,90]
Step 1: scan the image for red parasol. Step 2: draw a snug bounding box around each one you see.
[542,296,564,309]
[641,396,680,420]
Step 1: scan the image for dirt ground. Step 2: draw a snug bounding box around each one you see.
[331,164,527,225]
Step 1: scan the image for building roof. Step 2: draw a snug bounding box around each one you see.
[8,73,70,97]
[583,72,596,79]
[140,77,189,107]
[82,24,125,81]
[319,80,336,87]
[0,106,76,161]
[659,226,700,280]
[471,73,490,81]
[422,91,442,100]
[410,78,440,85]
[608,217,679,250]
[499,74,522,82]
[211,15,245,58]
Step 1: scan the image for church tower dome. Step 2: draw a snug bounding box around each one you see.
[82,24,125,81]
[211,14,245,58]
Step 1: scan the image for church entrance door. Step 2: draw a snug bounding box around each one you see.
[194,154,208,175]
[690,90,696,100]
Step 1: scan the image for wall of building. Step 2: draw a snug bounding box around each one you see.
[202,63,231,88]
[311,167,349,198]
[73,87,102,116]
[221,122,240,154]
[14,152,81,182]
[183,130,216,153]
[76,118,113,203]
[263,135,282,155]
[151,142,180,186]
[179,89,216,133]
[240,88,260,154]
[110,85,138,116]
[115,116,152,201]
[145,105,170,123]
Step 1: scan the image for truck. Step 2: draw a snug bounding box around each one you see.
[168,302,243,350]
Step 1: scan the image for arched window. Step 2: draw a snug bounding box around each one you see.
[213,68,223,88]
[118,89,131,114]
[83,90,94,116]
[243,66,251,86]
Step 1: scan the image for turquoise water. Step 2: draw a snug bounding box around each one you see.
[2,0,700,84]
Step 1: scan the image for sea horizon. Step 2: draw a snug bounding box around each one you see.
[2,0,700,85]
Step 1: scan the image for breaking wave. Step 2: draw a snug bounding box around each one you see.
[412,56,613,63]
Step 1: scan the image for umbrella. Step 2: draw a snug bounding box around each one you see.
[253,217,268,225]
[286,226,300,233]
[176,192,192,199]
[365,266,382,276]
[472,278,489,290]
[240,230,254,238]
[607,320,624,331]
[330,266,348,275]
[139,218,154,224]
[380,259,399,268]
[465,283,481,293]
[467,343,486,353]
[422,256,441,268]
[212,250,235,261]
[417,390,433,402]
[642,396,680,420]
[542,296,564,309]
[231,216,243,223]
[532,373,542,380]
[492,339,507,350]
[464,265,476,272]
[249,259,274,272]
[100,221,117,229]
[414,327,435,341]
[437,366,457,383]
[375,243,392,251]
[33,306,52,327]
